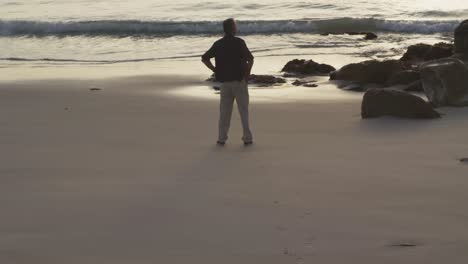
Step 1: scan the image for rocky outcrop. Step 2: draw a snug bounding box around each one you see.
[454,19,468,54]
[361,89,440,119]
[330,60,408,84]
[420,58,468,107]
[400,43,453,63]
[282,59,336,75]
[332,43,452,90]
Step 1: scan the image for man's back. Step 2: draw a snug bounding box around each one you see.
[202,35,253,82]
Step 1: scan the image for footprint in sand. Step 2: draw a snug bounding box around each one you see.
[388,241,420,248]
[276,225,287,232]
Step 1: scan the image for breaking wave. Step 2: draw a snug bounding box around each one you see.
[0,18,461,37]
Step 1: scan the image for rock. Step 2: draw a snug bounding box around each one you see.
[330,60,407,84]
[460,158,468,163]
[320,32,378,40]
[282,59,336,75]
[385,70,420,86]
[316,63,336,73]
[364,32,378,40]
[420,58,468,107]
[400,43,453,63]
[282,73,297,78]
[361,89,440,119]
[248,74,286,85]
[400,43,432,62]
[425,42,453,61]
[90,87,101,91]
[454,19,468,54]
[404,81,424,92]
[292,79,317,87]
[341,83,365,92]
[206,74,286,86]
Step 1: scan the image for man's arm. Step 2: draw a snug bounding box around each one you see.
[201,43,217,73]
[241,40,254,81]
[244,57,254,81]
[202,58,216,73]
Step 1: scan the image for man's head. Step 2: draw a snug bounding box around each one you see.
[223,18,237,36]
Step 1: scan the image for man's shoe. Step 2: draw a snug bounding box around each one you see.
[216,141,226,146]
[243,141,253,146]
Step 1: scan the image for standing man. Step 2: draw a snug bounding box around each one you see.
[202,18,254,146]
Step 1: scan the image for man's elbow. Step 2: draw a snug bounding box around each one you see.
[201,56,210,62]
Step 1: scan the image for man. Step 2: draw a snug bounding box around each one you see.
[202,18,254,146]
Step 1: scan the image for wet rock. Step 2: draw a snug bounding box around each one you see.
[282,72,298,78]
[425,42,454,61]
[401,44,431,62]
[454,19,468,54]
[420,58,468,107]
[330,60,407,85]
[400,43,453,63]
[282,59,336,75]
[341,83,365,92]
[206,74,286,86]
[386,70,420,86]
[361,89,440,119]
[292,79,318,87]
[248,74,286,85]
[404,80,424,92]
[364,32,378,40]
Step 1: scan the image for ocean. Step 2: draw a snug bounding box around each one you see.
[1,0,467,67]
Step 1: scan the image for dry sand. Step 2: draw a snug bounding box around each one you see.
[1,61,468,263]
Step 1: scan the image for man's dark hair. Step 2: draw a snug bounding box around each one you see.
[223,18,236,35]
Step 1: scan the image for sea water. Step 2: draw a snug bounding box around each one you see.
[0,0,467,67]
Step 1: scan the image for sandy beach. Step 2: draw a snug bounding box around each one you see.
[1,56,468,263]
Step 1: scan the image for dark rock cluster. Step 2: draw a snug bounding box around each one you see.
[400,42,453,63]
[281,59,336,75]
